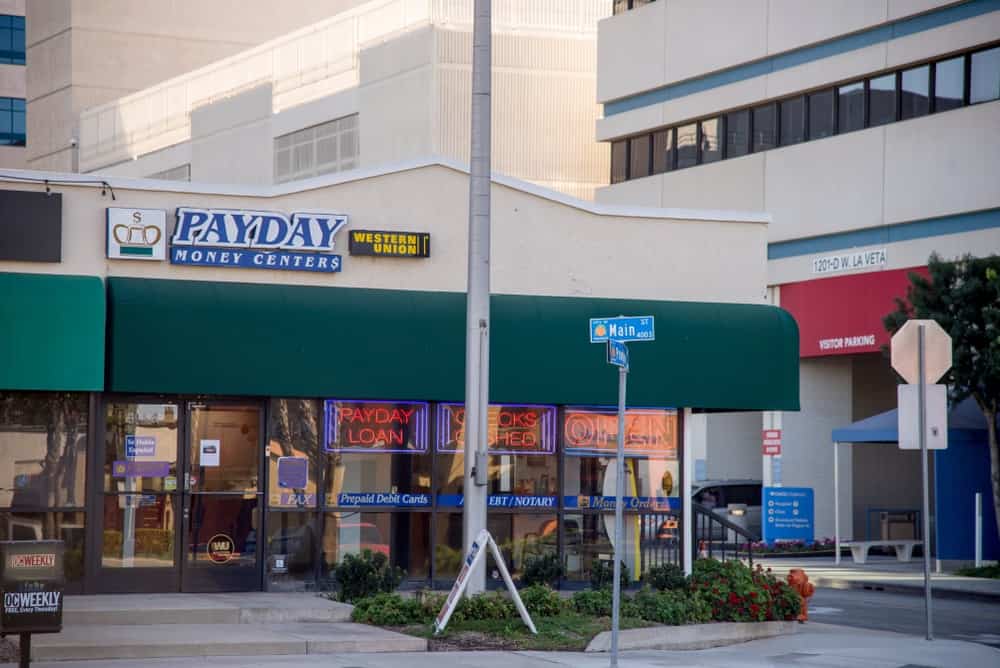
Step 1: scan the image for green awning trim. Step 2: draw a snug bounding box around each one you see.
[0,272,105,391]
[107,277,798,411]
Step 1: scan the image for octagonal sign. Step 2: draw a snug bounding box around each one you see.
[891,319,952,385]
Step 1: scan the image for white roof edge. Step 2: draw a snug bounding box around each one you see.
[0,157,770,224]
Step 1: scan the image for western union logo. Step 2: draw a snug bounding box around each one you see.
[349,230,430,258]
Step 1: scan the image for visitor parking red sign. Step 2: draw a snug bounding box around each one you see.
[762,429,782,456]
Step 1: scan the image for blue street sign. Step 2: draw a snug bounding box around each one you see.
[762,486,814,544]
[590,316,655,343]
[607,339,629,369]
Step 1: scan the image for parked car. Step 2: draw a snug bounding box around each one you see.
[691,479,762,540]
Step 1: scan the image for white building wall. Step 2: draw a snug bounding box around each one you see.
[76,0,610,199]
[597,102,1000,264]
[784,356,853,540]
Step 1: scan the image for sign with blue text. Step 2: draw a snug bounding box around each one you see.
[607,339,629,369]
[125,435,156,458]
[762,486,814,544]
[170,207,348,273]
[590,316,655,343]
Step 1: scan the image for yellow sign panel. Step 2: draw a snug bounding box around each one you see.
[348,230,430,258]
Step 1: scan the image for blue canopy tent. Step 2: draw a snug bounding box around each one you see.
[831,397,999,564]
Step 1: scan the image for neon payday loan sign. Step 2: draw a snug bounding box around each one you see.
[170,207,348,273]
[324,401,429,453]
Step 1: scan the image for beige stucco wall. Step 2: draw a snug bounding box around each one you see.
[597,0,963,105]
[0,162,767,305]
[25,0,371,170]
[598,100,1000,286]
[81,15,608,200]
[595,9,999,141]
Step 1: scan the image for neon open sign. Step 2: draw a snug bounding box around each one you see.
[324,400,430,453]
[563,407,678,457]
[436,404,557,455]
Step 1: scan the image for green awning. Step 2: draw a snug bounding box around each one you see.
[0,272,105,391]
[107,277,798,411]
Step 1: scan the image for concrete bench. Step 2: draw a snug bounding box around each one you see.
[843,540,921,564]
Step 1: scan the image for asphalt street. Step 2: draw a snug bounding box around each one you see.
[808,586,1000,648]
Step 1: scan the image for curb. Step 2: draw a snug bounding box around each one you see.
[813,578,1000,603]
[585,620,798,652]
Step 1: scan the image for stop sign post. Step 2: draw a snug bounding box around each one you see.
[890,319,952,643]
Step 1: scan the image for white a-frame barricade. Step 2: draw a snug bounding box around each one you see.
[433,528,537,635]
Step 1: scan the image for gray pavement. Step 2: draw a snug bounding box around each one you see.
[25,623,1000,667]
[808,586,1000,648]
[756,555,1000,601]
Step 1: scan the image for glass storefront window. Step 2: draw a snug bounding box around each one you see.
[268,399,320,509]
[1,392,88,508]
[105,402,179,493]
[435,404,558,510]
[267,510,318,590]
[0,511,86,583]
[563,512,677,583]
[101,494,176,569]
[435,511,464,579]
[323,511,430,580]
[486,512,557,583]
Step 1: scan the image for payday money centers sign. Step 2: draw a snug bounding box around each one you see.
[170,207,348,273]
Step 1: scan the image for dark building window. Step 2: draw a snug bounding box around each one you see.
[652,128,674,173]
[779,96,806,145]
[613,0,655,14]
[900,65,930,120]
[808,88,835,139]
[970,46,1000,104]
[752,103,777,152]
[837,81,865,133]
[868,73,897,126]
[0,97,24,146]
[611,140,627,183]
[629,135,650,179]
[934,55,965,111]
[725,110,749,158]
[0,16,24,66]
[699,118,722,163]
[675,123,697,169]
[607,43,994,184]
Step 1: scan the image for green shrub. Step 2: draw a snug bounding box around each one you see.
[518,584,564,617]
[351,593,425,626]
[643,563,687,591]
[521,553,565,587]
[590,560,630,590]
[689,559,801,622]
[571,588,613,617]
[332,550,406,603]
[453,591,517,622]
[632,588,711,625]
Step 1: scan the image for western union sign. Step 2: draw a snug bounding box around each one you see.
[349,230,430,258]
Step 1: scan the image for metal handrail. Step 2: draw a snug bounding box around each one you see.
[691,502,756,566]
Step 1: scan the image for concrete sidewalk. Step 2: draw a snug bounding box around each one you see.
[757,555,1000,601]
[26,623,1000,667]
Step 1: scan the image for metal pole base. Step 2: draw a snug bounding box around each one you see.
[19,633,30,668]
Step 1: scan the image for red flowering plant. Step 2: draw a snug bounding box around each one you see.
[689,559,801,622]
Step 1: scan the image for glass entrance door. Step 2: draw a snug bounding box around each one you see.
[99,401,183,593]
[181,403,263,592]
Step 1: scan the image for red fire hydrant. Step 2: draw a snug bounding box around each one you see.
[787,568,814,622]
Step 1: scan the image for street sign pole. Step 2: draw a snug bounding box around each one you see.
[918,324,933,641]
[610,362,627,668]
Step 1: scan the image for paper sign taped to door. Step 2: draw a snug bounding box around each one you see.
[200,439,221,467]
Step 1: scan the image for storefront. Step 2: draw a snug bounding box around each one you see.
[0,163,799,593]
